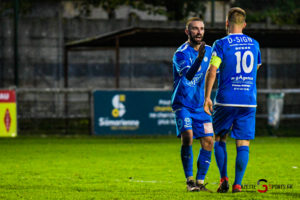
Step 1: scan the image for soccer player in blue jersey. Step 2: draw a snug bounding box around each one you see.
[172,17,214,192]
[204,7,262,193]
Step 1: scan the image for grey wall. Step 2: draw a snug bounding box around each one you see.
[0,16,183,89]
[0,16,299,89]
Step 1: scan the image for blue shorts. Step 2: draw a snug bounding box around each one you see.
[212,105,256,140]
[175,107,214,139]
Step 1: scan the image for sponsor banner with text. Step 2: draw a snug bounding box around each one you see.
[93,90,176,135]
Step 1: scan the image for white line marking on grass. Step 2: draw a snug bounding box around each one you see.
[127,179,218,184]
[292,166,298,169]
[127,179,172,184]
[130,180,160,183]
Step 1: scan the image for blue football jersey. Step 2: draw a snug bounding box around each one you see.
[172,42,212,111]
[211,34,261,107]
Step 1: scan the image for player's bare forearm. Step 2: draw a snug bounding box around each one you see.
[204,65,217,100]
[204,65,217,115]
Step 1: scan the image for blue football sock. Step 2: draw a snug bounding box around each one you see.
[234,146,249,185]
[196,148,212,181]
[181,145,193,178]
[214,141,228,178]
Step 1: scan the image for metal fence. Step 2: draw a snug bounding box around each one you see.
[257,89,300,119]
[17,88,92,135]
[15,88,300,136]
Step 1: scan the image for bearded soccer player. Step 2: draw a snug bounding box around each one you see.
[204,7,262,193]
[172,17,213,192]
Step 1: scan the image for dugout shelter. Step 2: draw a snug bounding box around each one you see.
[64,26,300,89]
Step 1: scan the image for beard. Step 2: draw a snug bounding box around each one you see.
[189,32,203,45]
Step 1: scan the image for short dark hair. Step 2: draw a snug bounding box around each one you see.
[227,7,246,24]
[186,17,204,30]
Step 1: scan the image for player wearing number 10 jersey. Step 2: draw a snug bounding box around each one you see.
[210,30,261,107]
[204,7,261,193]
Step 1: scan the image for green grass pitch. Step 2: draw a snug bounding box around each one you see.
[0,136,299,200]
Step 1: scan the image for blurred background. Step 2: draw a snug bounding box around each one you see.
[0,0,299,136]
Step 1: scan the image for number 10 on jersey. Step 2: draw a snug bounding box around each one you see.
[235,50,254,73]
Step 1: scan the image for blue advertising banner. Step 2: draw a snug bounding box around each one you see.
[93,90,176,135]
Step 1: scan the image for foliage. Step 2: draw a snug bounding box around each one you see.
[140,0,207,21]
[0,0,207,20]
[0,1,33,16]
[74,0,130,19]
[232,0,300,25]
[1,0,299,24]
[74,0,208,20]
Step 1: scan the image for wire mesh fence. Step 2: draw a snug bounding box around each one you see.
[15,88,300,136]
[17,88,92,135]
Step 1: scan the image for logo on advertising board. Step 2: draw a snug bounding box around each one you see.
[4,109,11,132]
[93,90,176,135]
[98,94,140,131]
[112,94,126,118]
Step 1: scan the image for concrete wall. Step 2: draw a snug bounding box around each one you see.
[0,16,181,89]
[0,16,299,89]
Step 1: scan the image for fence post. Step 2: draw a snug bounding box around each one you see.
[89,90,93,135]
[64,90,68,134]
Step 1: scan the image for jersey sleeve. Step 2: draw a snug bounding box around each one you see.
[173,52,191,76]
[210,40,223,69]
[257,44,262,66]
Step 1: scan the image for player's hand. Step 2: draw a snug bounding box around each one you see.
[204,98,213,115]
[198,42,206,60]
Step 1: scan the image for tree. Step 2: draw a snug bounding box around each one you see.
[1,0,299,24]
[74,0,207,20]
[0,1,35,16]
[232,0,300,25]
[74,0,130,19]
[0,0,207,21]
[131,0,207,21]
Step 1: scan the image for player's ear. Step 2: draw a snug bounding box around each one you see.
[243,22,247,29]
[185,28,189,36]
[225,20,229,28]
